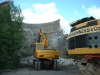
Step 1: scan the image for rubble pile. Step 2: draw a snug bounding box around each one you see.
[20,56,75,66]
[20,56,34,65]
[57,58,75,66]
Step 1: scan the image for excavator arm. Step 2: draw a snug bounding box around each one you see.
[38,29,48,48]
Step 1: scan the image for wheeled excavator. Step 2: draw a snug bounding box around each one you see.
[33,29,60,70]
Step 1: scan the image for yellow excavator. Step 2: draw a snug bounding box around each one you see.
[33,29,60,70]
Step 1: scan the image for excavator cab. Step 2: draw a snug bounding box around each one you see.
[36,43,43,50]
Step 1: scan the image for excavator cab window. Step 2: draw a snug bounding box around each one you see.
[37,44,43,50]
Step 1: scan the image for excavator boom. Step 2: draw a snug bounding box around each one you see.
[38,29,48,48]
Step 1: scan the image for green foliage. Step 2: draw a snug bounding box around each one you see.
[0,0,25,70]
[20,51,32,58]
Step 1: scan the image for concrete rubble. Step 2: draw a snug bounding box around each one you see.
[20,56,75,66]
[57,57,75,66]
[20,56,34,65]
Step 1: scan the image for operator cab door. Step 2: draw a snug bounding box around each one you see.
[34,43,44,58]
[36,43,44,50]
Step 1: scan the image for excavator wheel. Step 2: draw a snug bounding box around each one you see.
[38,61,41,70]
[35,61,38,70]
[53,60,59,70]
[33,59,35,68]
[56,61,59,70]
[53,60,57,70]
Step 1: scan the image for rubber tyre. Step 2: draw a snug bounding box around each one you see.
[35,61,38,70]
[56,61,59,70]
[33,60,35,68]
[53,60,57,70]
[38,61,41,70]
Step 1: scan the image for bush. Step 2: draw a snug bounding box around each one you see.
[0,1,25,69]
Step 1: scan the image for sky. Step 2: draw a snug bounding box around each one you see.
[0,0,100,34]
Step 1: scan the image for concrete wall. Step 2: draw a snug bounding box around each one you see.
[22,19,67,58]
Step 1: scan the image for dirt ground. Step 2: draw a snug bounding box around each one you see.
[0,65,82,75]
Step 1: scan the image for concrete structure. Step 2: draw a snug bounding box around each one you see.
[0,1,9,7]
[22,19,67,58]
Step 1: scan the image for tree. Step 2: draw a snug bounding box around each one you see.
[0,0,25,69]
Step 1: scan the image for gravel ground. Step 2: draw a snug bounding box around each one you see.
[0,65,82,75]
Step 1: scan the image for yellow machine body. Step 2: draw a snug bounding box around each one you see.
[34,42,60,60]
[68,17,100,55]
[34,29,60,60]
